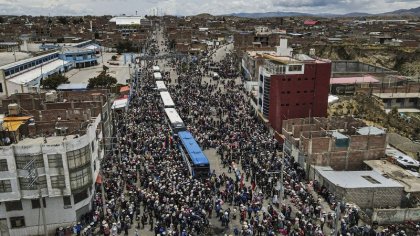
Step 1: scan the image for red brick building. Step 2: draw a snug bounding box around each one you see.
[257,39,331,135]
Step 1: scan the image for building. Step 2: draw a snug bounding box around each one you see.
[234,28,281,52]
[59,47,98,68]
[373,93,420,111]
[0,52,73,100]
[258,39,332,134]
[329,76,380,95]
[109,16,150,36]
[282,117,388,176]
[0,90,113,236]
[241,50,272,81]
[314,166,404,209]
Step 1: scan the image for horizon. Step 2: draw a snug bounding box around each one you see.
[0,0,419,17]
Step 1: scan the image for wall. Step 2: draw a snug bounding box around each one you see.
[267,62,331,133]
[0,114,103,236]
[371,207,420,224]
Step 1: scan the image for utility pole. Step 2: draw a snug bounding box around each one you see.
[24,159,47,236]
[279,143,285,204]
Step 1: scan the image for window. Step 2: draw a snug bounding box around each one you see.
[51,175,65,189]
[0,180,12,193]
[396,98,404,103]
[15,154,44,169]
[69,165,92,191]
[0,159,8,171]
[19,176,47,190]
[47,154,63,168]
[0,83,3,93]
[73,188,89,204]
[5,201,22,211]
[91,141,94,152]
[31,198,46,209]
[67,146,90,170]
[408,98,416,103]
[10,216,25,228]
[63,196,72,208]
[289,65,302,72]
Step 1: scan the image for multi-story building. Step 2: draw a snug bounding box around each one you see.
[281,116,388,175]
[257,39,332,135]
[0,90,113,236]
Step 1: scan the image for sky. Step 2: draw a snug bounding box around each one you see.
[0,0,419,16]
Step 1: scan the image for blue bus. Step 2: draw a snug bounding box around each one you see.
[177,131,210,178]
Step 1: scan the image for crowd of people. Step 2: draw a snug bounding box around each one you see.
[54,28,418,236]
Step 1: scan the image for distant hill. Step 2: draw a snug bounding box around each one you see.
[226,6,420,18]
[382,6,420,16]
[229,11,313,18]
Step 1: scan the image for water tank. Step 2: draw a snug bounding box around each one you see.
[309,48,316,56]
[8,103,20,115]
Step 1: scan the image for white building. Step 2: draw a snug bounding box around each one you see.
[0,92,112,235]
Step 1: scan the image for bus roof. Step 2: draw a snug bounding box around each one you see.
[156,81,167,91]
[154,72,162,80]
[160,91,175,107]
[178,131,209,166]
[164,108,184,125]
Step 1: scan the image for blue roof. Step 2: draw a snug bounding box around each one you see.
[178,131,209,166]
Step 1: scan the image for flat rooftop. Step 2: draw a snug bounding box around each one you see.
[17,135,77,146]
[364,160,420,193]
[330,76,380,85]
[315,166,403,189]
[373,93,420,99]
[9,59,71,85]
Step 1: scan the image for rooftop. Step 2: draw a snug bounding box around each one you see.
[56,83,88,91]
[315,166,403,189]
[16,135,77,146]
[330,76,380,85]
[373,93,420,99]
[8,59,71,85]
[364,160,420,193]
[356,126,386,135]
[0,51,58,70]
[109,16,144,25]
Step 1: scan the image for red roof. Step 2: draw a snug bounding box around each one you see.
[304,20,319,25]
[330,76,380,85]
[120,86,130,93]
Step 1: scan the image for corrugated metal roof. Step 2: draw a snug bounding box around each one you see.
[356,126,386,135]
[330,76,379,85]
[56,83,88,90]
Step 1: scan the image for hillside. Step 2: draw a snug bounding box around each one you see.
[307,45,420,76]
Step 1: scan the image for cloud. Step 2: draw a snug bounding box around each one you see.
[0,0,419,15]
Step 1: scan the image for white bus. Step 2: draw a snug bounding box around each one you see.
[160,91,175,108]
[153,65,160,72]
[154,72,162,80]
[156,81,167,92]
[164,108,185,132]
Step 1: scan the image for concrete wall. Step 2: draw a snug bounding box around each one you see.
[372,207,420,224]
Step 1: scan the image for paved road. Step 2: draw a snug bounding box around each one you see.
[122,27,337,236]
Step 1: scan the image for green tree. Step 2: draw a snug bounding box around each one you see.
[116,41,134,53]
[41,74,69,89]
[88,72,117,88]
